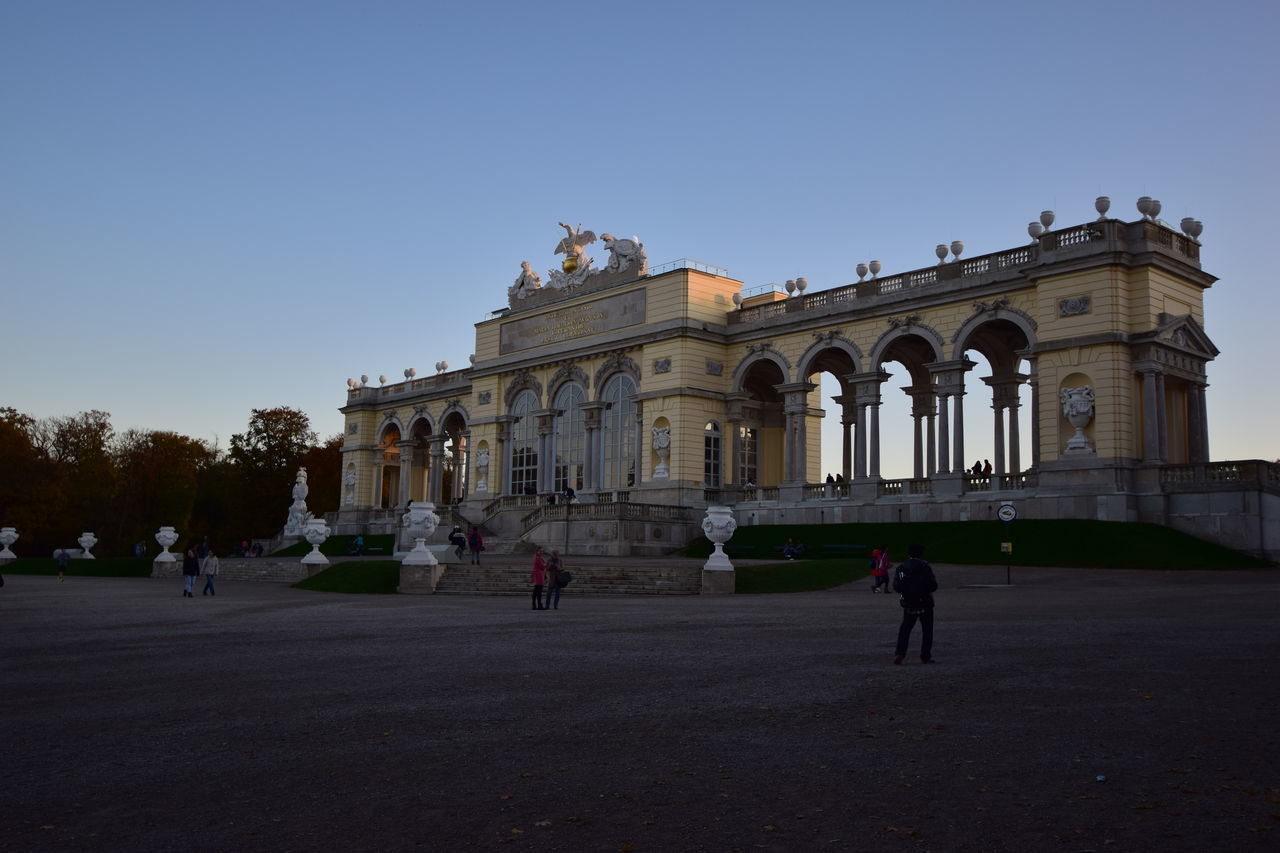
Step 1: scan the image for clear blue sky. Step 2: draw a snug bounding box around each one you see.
[4,0,1277,474]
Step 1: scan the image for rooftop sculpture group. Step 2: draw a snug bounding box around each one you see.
[509,221,648,304]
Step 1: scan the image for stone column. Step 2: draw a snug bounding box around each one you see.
[458,430,471,498]
[428,436,447,503]
[937,393,951,474]
[1194,382,1210,462]
[853,402,867,479]
[1007,402,1021,475]
[1140,368,1161,462]
[494,417,515,496]
[869,401,882,478]
[775,383,816,484]
[580,403,604,492]
[905,385,933,481]
[632,400,644,486]
[952,390,966,475]
[535,411,556,493]
[992,405,1006,478]
[926,408,937,476]
[395,440,416,506]
[1155,372,1168,462]
[839,399,855,481]
[1025,355,1040,470]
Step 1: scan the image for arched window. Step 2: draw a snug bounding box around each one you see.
[703,421,722,487]
[601,374,637,489]
[509,389,538,495]
[553,383,585,493]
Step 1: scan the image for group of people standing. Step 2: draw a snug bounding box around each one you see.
[181,543,219,597]
[529,546,570,609]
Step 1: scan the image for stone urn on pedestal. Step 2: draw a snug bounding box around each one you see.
[475,449,490,493]
[700,505,737,594]
[652,427,671,480]
[301,518,331,568]
[77,532,98,559]
[0,526,18,563]
[401,501,440,551]
[1060,386,1097,457]
[154,526,179,562]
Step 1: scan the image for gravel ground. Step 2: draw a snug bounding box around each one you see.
[1,563,1277,852]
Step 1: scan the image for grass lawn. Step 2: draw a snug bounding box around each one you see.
[685,519,1272,570]
[1,557,153,578]
[734,560,863,594]
[292,560,401,594]
[272,534,396,558]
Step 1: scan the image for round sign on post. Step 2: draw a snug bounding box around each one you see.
[997,503,1017,523]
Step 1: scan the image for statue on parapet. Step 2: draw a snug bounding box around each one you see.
[510,261,543,300]
[601,233,647,275]
[554,222,596,270]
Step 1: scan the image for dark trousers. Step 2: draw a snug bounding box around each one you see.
[532,585,544,609]
[895,608,934,659]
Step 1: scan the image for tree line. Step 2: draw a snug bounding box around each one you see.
[0,406,341,558]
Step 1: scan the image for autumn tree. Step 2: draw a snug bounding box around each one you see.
[228,407,319,537]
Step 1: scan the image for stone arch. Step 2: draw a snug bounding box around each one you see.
[440,401,470,428]
[592,352,640,393]
[796,333,863,380]
[377,416,405,444]
[950,304,1038,363]
[548,363,589,401]
[732,346,792,390]
[503,371,543,409]
[407,411,434,439]
[869,324,945,368]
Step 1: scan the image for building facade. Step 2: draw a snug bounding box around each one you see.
[335,212,1279,561]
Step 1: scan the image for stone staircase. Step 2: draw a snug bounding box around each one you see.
[433,559,703,596]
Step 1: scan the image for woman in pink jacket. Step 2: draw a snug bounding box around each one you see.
[530,546,547,610]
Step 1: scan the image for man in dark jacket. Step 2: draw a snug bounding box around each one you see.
[893,543,939,664]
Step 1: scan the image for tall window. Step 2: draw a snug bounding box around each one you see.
[737,426,758,485]
[509,389,538,495]
[601,374,637,489]
[703,421,722,487]
[553,383,585,492]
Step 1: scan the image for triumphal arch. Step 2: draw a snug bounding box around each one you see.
[335,209,1278,561]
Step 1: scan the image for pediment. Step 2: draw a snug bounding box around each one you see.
[1135,314,1220,359]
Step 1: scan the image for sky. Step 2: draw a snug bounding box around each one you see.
[4,0,1278,476]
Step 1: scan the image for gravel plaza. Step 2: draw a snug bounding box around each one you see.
[1,562,1277,852]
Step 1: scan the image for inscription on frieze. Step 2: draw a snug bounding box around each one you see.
[500,289,646,355]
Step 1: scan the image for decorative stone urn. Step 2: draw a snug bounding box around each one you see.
[0,526,18,560]
[401,501,440,551]
[403,501,440,534]
[652,428,671,480]
[401,537,438,567]
[701,506,737,594]
[77,532,98,559]
[1060,386,1097,456]
[155,526,179,562]
[701,506,738,571]
[302,518,331,566]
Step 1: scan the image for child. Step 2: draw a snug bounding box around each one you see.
[870,546,890,593]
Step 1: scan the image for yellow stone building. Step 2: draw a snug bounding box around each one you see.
[336,212,1278,563]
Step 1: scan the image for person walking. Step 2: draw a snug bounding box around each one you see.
[530,547,547,610]
[56,548,70,582]
[181,548,200,598]
[544,549,563,610]
[201,549,220,596]
[892,543,938,664]
[449,526,466,560]
[870,545,891,593]
[468,526,484,565]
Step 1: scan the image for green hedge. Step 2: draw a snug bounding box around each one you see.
[683,519,1272,570]
[1,557,154,578]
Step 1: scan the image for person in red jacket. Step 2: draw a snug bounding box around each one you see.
[467,526,484,565]
[530,546,547,610]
